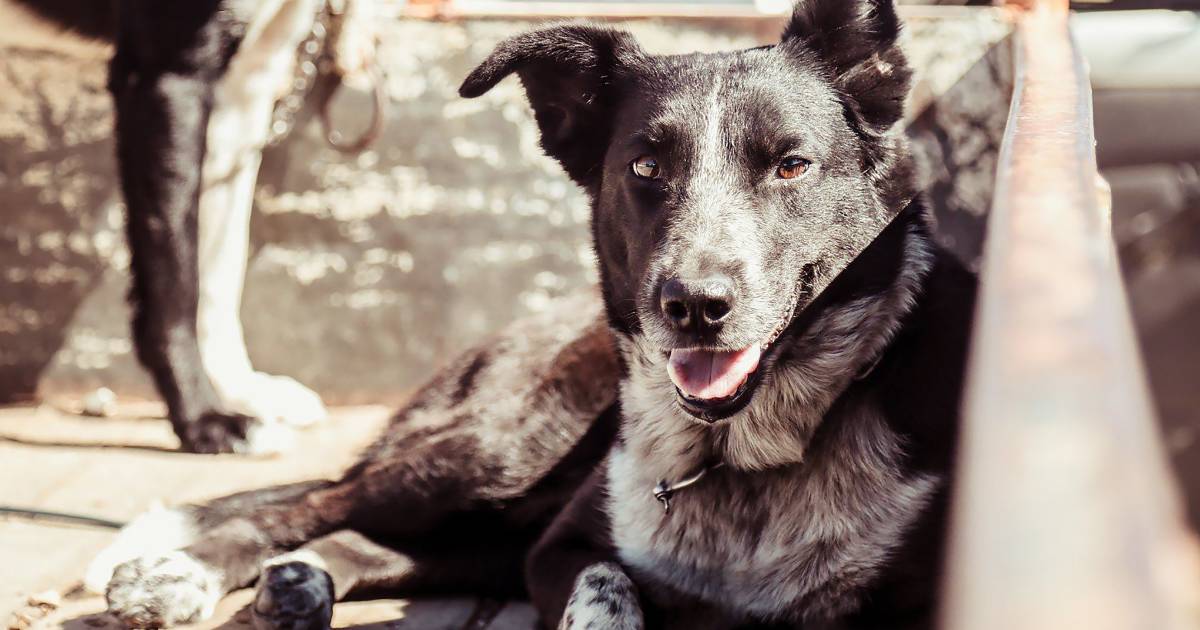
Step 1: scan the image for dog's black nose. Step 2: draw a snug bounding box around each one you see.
[660,275,736,333]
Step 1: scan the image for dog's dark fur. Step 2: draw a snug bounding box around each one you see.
[15,0,261,452]
[96,1,976,628]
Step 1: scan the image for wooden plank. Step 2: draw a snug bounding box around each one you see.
[1,404,541,629]
[0,404,389,620]
[941,1,1200,629]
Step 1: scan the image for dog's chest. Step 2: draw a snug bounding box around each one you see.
[605,434,937,623]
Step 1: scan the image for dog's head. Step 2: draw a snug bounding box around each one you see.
[462,0,916,425]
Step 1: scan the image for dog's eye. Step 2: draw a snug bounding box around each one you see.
[777,157,811,180]
[630,155,661,180]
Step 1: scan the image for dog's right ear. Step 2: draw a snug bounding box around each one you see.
[459,24,644,185]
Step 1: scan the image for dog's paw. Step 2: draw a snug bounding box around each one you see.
[84,506,197,594]
[179,412,295,455]
[180,411,256,454]
[559,563,643,630]
[217,372,327,429]
[251,551,334,630]
[106,551,222,628]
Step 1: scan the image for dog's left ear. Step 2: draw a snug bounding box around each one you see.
[460,24,644,185]
[781,0,911,135]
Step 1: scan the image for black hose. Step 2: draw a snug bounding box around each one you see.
[0,506,125,529]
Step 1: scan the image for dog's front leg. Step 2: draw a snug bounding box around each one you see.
[527,468,645,630]
[111,1,259,454]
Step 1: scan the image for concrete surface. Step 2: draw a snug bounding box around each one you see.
[0,404,534,629]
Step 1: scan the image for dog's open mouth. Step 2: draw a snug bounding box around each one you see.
[666,288,801,423]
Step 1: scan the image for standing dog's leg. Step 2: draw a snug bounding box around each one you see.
[110,0,258,453]
[198,0,328,431]
[526,470,644,630]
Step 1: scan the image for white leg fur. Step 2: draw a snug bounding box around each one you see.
[197,0,327,431]
[84,505,198,595]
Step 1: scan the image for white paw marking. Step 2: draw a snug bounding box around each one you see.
[560,562,643,630]
[84,507,197,595]
[220,372,327,429]
[242,419,298,456]
[106,551,223,628]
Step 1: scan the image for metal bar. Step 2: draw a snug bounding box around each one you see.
[941,1,1200,629]
[397,1,984,21]
[407,2,769,19]
[0,506,125,530]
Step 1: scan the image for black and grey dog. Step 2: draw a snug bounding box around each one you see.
[90,0,976,628]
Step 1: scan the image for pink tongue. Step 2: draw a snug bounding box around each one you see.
[667,346,763,401]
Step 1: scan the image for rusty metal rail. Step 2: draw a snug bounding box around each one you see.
[941,1,1200,629]
[404,1,768,19]
[397,0,982,21]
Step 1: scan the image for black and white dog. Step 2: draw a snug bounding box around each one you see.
[88,0,976,628]
[10,0,375,452]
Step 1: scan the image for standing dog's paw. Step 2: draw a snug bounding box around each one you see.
[180,411,256,454]
[559,563,644,630]
[105,551,222,628]
[251,551,334,630]
[179,412,294,455]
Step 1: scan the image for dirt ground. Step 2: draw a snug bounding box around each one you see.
[0,403,536,629]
